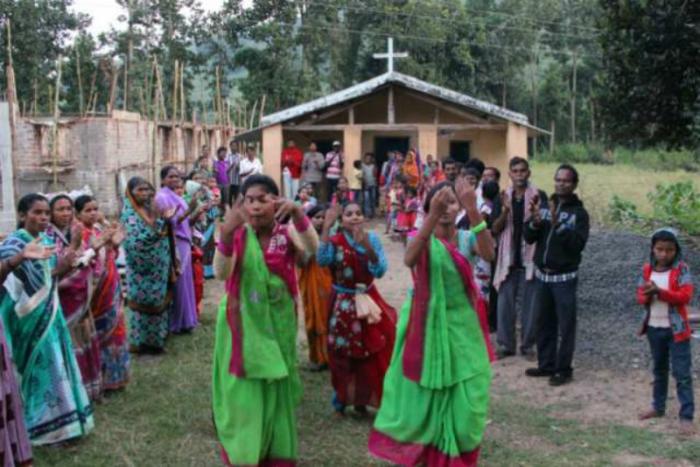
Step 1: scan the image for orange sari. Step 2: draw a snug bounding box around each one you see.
[299,256,333,365]
[403,152,420,189]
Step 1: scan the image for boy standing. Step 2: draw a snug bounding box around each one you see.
[637,228,695,435]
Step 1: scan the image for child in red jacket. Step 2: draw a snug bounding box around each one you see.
[636,228,695,435]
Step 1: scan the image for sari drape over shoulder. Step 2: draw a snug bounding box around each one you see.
[212,219,317,466]
[120,195,173,351]
[0,230,94,445]
[299,254,332,366]
[84,226,130,390]
[155,187,198,333]
[369,236,493,466]
[317,231,397,409]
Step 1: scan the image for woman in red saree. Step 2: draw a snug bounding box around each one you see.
[75,195,131,392]
[317,201,396,414]
[46,195,103,400]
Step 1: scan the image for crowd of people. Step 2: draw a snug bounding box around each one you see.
[0,138,694,466]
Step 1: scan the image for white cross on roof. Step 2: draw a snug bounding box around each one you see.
[372,37,408,73]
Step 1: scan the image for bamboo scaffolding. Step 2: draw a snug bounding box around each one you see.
[179,61,186,125]
[75,46,84,115]
[171,59,179,123]
[51,57,62,189]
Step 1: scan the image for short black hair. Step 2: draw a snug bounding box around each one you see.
[241,174,279,197]
[17,193,49,228]
[306,204,327,219]
[463,167,482,180]
[465,158,485,175]
[482,180,500,200]
[50,194,73,210]
[353,160,362,169]
[423,181,454,213]
[127,176,153,195]
[556,163,579,184]
[484,166,501,181]
[443,157,457,167]
[160,165,179,180]
[217,146,227,155]
[74,195,96,213]
[509,156,529,170]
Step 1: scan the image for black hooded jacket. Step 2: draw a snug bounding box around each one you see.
[524,194,590,273]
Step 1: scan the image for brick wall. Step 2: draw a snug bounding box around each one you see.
[12,113,236,216]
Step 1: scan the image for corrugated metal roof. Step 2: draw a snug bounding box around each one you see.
[259,71,545,132]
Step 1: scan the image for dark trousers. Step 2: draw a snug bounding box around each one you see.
[497,268,537,353]
[647,326,694,420]
[327,178,339,198]
[534,277,578,376]
[363,187,376,217]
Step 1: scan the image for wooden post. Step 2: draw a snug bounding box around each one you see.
[108,61,119,114]
[75,46,84,115]
[180,61,186,125]
[123,53,129,111]
[549,120,555,154]
[5,19,20,202]
[249,99,258,129]
[153,56,167,120]
[570,49,577,144]
[51,57,62,189]
[259,94,267,125]
[85,67,97,117]
[215,66,223,126]
[171,59,179,123]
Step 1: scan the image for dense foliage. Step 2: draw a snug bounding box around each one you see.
[0,0,698,150]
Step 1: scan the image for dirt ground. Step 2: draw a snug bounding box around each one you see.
[367,221,700,445]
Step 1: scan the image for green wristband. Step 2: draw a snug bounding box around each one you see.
[471,220,487,234]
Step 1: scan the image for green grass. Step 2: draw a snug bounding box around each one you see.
[34,291,700,466]
[529,161,697,226]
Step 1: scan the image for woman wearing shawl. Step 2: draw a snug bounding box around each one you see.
[299,204,333,370]
[317,201,397,415]
[156,166,207,333]
[0,223,59,463]
[121,177,176,354]
[0,194,94,445]
[403,149,421,190]
[369,179,495,467]
[212,175,318,466]
[46,195,103,400]
[74,195,130,391]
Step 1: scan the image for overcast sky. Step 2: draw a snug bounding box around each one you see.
[72,0,231,36]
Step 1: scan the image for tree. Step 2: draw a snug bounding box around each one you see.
[598,0,700,148]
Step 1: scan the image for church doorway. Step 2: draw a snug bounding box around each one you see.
[373,136,410,172]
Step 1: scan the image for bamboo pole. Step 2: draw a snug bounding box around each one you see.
[108,61,119,114]
[123,54,129,111]
[5,19,20,202]
[215,66,223,125]
[32,79,38,116]
[259,94,267,126]
[51,57,62,189]
[171,59,179,123]
[85,67,97,117]
[153,56,167,120]
[180,61,186,125]
[75,46,84,115]
[248,99,258,129]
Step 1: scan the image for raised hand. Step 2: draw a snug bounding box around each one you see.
[455,176,477,211]
[500,190,512,212]
[161,207,177,221]
[70,223,84,250]
[22,237,56,260]
[429,186,452,217]
[323,204,342,231]
[273,197,302,223]
[529,194,542,225]
[220,199,246,241]
[352,225,369,247]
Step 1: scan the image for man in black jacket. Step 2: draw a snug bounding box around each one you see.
[523,164,590,386]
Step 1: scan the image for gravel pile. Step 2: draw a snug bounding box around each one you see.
[576,228,700,372]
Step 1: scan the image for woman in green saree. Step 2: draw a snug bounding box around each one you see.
[212,175,318,466]
[0,194,94,445]
[121,177,176,354]
[369,179,495,466]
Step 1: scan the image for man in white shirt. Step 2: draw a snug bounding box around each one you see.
[226,140,241,203]
[239,144,263,184]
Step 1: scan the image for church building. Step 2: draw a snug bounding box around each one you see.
[235,39,548,186]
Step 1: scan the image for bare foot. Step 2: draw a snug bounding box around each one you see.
[679,419,695,436]
[638,409,663,421]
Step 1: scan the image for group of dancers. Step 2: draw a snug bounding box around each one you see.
[212,165,495,465]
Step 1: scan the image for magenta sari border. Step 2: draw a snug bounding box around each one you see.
[442,240,495,362]
[220,445,296,467]
[402,246,430,382]
[368,429,480,467]
[226,227,247,377]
